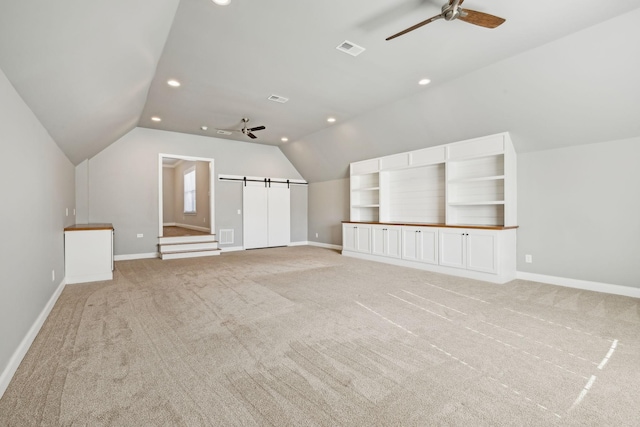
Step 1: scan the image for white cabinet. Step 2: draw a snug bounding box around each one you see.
[371,225,402,258]
[401,227,438,264]
[243,181,290,249]
[64,224,114,284]
[342,223,372,254]
[439,228,498,274]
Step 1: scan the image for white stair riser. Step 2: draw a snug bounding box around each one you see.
[159,235,217,245]
[160,242,219,253]
[160,250,221,260]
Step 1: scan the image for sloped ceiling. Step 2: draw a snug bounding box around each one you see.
[0,0,639,180]
[0,0,180,164]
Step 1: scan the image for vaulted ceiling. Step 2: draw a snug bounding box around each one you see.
[1,1,639,182]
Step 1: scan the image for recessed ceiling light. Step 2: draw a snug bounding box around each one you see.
[419,78,431,86]
[327,117,336,123]
[212,0,230,5]
[281,137,289,142]
[151,116,162,122]
[201,126,208,131]
[167,79,181,87]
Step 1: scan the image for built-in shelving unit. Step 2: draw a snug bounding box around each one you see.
[345,133,518,283]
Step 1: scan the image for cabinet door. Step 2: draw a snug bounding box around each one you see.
[439,229,466,269]
[466,230,498,274]
[401,227,420,261]
[417,228,438,264]
[371,226,386,256]
[386,226,402,258]
[342,224,357,252]
[356,225,371,253]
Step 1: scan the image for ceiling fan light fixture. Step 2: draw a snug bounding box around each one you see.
[212,0,230,5]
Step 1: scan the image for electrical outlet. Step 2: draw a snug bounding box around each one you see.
[315,233,319,238]
[203,217,206,223]
[73,208,76,215]
[65,208,68,216]
[137,233,143,238]
[525,254,533,263]
[51,270,55,282]
[237,209,241,215]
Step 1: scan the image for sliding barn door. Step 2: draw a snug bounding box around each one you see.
[267,182,290,247]
[242,181,290,249]
[243,181,268,249]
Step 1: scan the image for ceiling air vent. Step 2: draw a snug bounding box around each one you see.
[217,130,232,135]
[268,94,289,103]
[336,40,366,57]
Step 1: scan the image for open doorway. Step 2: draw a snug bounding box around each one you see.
[158,154,215,238]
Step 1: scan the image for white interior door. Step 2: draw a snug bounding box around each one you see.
[243,181,268,249]
[267,183,290,247]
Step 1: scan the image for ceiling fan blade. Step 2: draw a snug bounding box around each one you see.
[248,125,265,132]
[247,133,257,139]
[458,9,505,28]
[386,14,443,41]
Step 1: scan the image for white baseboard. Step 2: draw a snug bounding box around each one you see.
[163,222,176,227]
[174,223,211,233]
[114,252,160,261]
[220,246,244,253]
[0,278,67,399]
[288,241,309,246]
[516,271,640,299]
[308,241,343,251]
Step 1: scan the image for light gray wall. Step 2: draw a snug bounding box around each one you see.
[162,166,175,224]
[290,185,308,243]
[0,67,75,383]
[75,159,89,223]
[308,178,350,246]
[518,137,640,288]
[83,127,305,255]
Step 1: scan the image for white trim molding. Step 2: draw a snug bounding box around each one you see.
[308,241,343,251]
[173,223,211,233]
[0,279,67,399]
[516,271,640,299]
[114,252,160,261]
[288,241,309,246]
[220,246,244,253]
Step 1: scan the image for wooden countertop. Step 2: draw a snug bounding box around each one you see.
[64,223,114,231]
[342,221,518,231]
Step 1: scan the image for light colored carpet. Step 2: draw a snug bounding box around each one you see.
[1,246,638,426]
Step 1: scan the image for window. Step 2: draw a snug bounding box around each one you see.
[184,166,196,213]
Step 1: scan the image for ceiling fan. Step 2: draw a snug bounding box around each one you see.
[217,118,266,139]
[386,0,505,41]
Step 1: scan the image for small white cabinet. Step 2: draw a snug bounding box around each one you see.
[371,225,402,258]
[439,228,498,274]
[64,224,114,284]
[401,227,438,264]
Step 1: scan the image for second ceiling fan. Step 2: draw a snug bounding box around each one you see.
[218,118,266,139]
[386,0,506,41]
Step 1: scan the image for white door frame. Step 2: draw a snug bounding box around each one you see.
[158,153,215,237]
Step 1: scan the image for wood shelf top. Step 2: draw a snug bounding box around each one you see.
[342,220,518,231]
[64,223,114,231]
